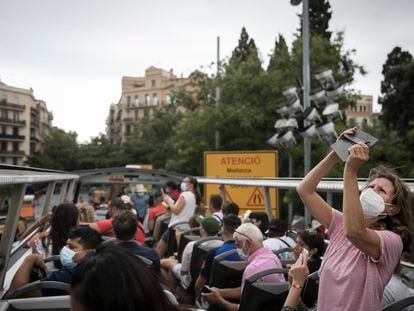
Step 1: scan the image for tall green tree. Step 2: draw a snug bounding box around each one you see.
[27,127,79,171]
[298,0,332,40]
[379,47,414,138]
[229,27,261,68]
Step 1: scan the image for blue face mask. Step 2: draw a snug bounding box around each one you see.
[236,242,249,260]
[180,182,188,192]
[60,246,78,269]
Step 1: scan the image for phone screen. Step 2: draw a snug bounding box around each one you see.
[202,285,212,293]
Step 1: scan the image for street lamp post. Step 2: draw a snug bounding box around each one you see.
[292,0,312,227]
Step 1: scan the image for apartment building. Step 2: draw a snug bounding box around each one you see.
[106,66,196,144]
[0,80,53,165]
[344,95,376,127]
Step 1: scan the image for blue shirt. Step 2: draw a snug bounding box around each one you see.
[199,240,240,279]
[118,241,161,273]
[41,266,76,296]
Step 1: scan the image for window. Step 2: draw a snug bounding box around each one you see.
[134,95,139,107]
[13,158,18,165]
[363,106,366,112]
[126,125,131,135]
[14,96,19,104]
[165,95,171,105]
[12,142,19,152]
[359,106,362,112]
[151,80,156,87]
[153,93,158,106]
[145,94,150,106]
[1,126,6,134]
[127,96,131,107]
[134,110,138,120]
[1,142,7,151]
[144,108,149,117]
[1,110,7,119]
[1,94,7,103]
[13,127,19,136]
[13,111,19,122]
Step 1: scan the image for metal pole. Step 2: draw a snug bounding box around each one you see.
[288,152,294,227]
[215,36,221,150]
[302,0,312,228]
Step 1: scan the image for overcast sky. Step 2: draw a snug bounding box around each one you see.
[1,0,413,143]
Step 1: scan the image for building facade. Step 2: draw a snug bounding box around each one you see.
[0,80,53,165]
[344,94,375,127]
[106,66,196,144]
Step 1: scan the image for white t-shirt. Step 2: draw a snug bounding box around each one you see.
[177,239,223,289]
[169,191,196,228]
[263,236,296,260]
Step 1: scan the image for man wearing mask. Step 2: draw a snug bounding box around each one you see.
[9,227,102,297]
[131,184,149,222]
[203,223,285,311]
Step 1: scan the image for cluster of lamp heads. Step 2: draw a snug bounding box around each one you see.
[268,63,352,149]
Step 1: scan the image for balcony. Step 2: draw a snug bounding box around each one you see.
[0,101,25,112]
[0,150,25,157]
[0,118,26,127]
[0,133,25,141]
[30,135,41,142]
[123,117,134,122]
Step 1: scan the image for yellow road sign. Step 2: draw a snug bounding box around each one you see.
[204,151,278,217]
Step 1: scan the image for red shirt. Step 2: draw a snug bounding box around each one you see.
[96,218,145,245]
[149,203,166,221]
[170,190,181,202]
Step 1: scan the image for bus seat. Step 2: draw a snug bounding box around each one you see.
[238,268,289,311]
[301,270,319,308]
[178,227,201,262]
[382,296,414,311]
[7,295,70,310]
[187,236,223,295]
[209,249,248,289]
[4,280,70,299]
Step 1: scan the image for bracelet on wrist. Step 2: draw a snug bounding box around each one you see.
[292,284,304,289]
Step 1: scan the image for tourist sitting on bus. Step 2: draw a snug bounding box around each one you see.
[293,229,325,274]
[76,202,96,223]
[202,223,285,310]
[160,216,221,293]
[157,176,200,257]
[296,127,411,311]
[9,227,102,297]
[165,180,181,202]
[248,211,269,236]
[263,219,296,260]
[209,194,223,223]
[131,184,149,222]
[71,245,182,311]
[148,190,168,233]
[113,210,161,273]
[194,214,241,301]
[83,197,145,245]
[30,203,79,268]
[222,202,240,217]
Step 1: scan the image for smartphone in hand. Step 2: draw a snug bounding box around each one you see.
[201,285,212,293]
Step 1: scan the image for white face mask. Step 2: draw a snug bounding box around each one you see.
[360,188,393,219]
[236,242,249,260]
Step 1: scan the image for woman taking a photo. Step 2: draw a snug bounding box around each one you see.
[296,128,410,311]
[157,176,200,257]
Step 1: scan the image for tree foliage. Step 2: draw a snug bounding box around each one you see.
[298,0,332,40]
[379,47,414,139]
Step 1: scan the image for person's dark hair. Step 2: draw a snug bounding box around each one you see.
[110,197,126,210]
[249,212,269,235]
[113,211,137,241]
[365,166,411,251]
[267,219,288,237]
[222,215,241,236]
[166,181,178,191]
[298,229,326,259]
[222,202,240,216]
[68,227,102,250]
[49,203,79,267]
[209,194,223,212]
[71,245,178,311]
[187,176,201,206]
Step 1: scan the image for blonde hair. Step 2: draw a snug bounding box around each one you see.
[76,203,96,223]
